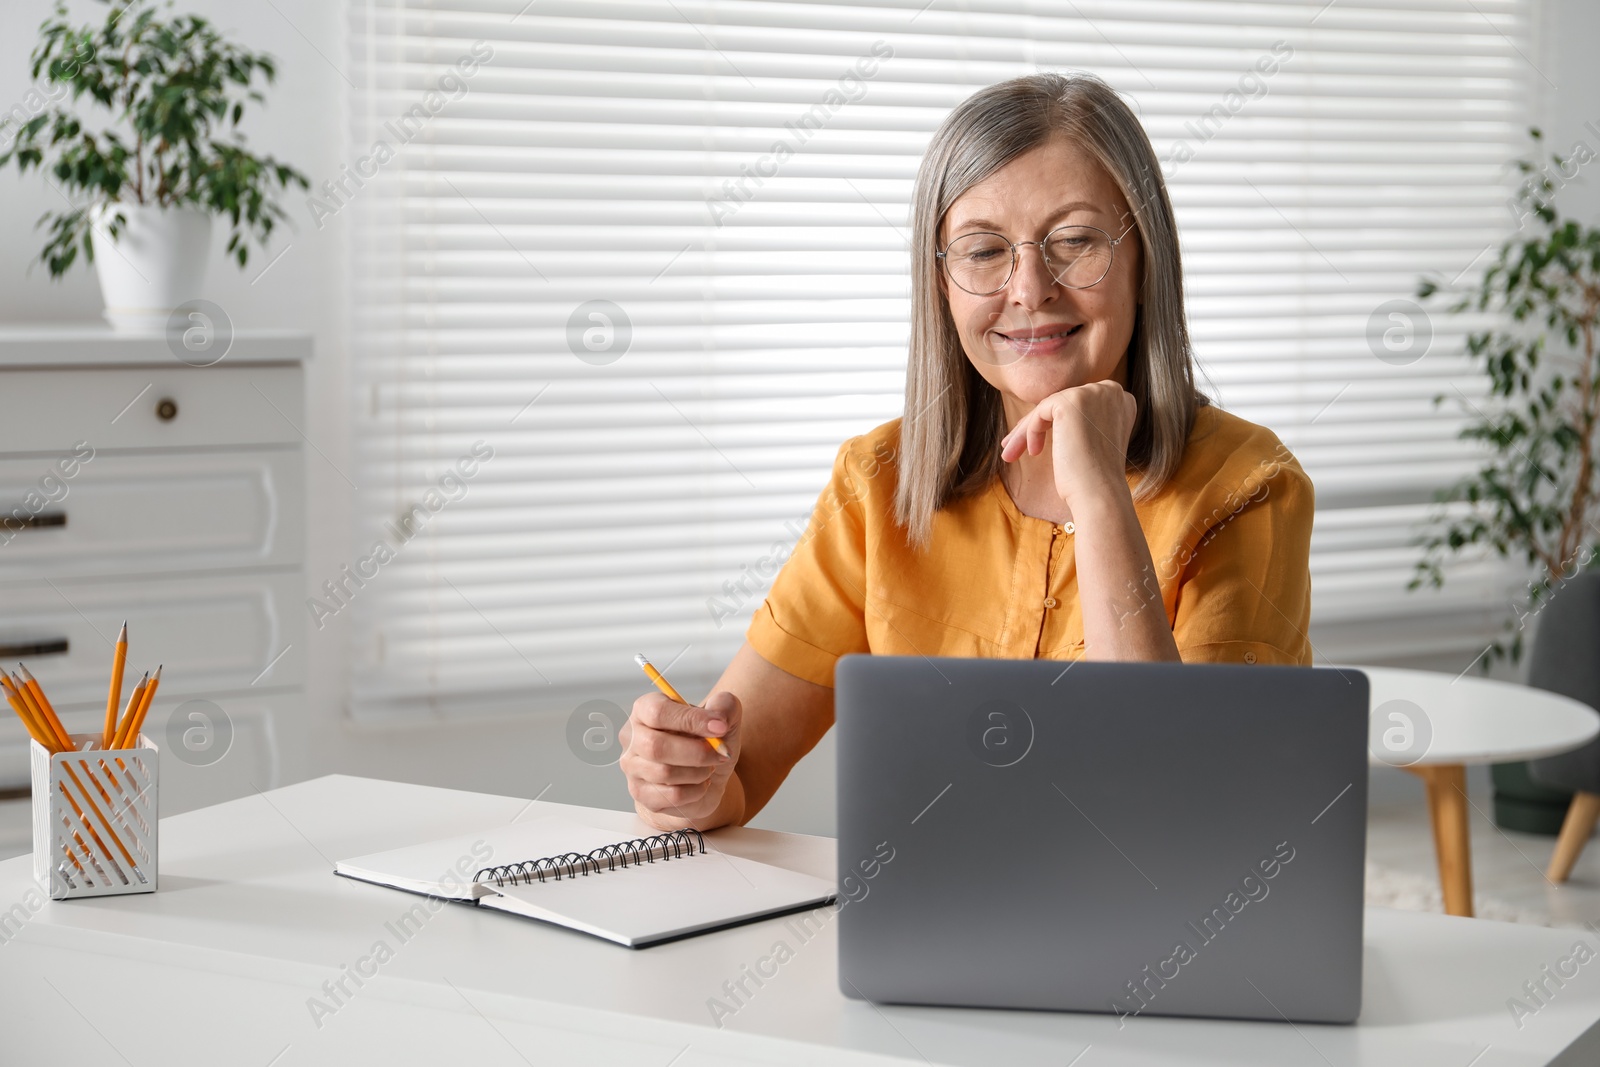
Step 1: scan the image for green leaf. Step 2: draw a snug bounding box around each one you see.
[0,0,310,279]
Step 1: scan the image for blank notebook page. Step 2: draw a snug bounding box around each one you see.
[335,818,627,899]
[480,848,835,947]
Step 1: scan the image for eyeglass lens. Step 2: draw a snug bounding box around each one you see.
[942,226,1115,294]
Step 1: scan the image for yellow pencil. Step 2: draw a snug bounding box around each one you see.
[43,779,94,877]
[3,675,132,874]
[633,653,727,758]
[112,670,154,750]
[122,664,160,746]
[11,670,72,752]
[110,672,148,751]
[18,665,72,750]
[57,768,138,875]
[4,685,55,751]
[103,621,128,749]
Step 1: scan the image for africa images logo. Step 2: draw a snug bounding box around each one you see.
[966,698,1035,768]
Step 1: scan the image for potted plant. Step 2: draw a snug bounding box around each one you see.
[0,0,309,330]
[1410,127,1600,833]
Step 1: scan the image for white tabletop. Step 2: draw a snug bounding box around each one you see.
[1348,664,1600,767]
[3,774,1600,1065]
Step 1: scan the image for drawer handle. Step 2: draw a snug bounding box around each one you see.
[0,512,65,533]
[156,397,179,421]
[0,638,68,658]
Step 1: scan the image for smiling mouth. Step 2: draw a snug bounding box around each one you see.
[995,324,1083,345]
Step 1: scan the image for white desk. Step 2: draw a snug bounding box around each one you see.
[3,775,1599,1066]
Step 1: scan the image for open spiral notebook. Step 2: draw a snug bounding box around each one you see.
[334,815,836,948]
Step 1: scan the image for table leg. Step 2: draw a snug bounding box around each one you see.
[1548,791,1600,883]
[1405,764,1473,918]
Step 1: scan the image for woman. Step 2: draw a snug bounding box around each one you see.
[619,72,1314,832]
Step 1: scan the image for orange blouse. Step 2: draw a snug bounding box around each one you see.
[745,403,1315,687]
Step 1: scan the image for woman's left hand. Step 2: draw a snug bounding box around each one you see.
[999,381,1137,510]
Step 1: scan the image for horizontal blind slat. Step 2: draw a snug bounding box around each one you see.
[348,0,1533,718]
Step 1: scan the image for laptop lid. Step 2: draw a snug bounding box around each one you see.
[834,654,1369,1024]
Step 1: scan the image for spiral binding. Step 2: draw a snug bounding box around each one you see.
[473,828,706,887]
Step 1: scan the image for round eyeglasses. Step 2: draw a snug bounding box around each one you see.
[935,220,1137,296]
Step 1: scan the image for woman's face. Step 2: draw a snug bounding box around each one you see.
[937,134,1142,413]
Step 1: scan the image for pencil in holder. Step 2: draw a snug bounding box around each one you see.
[31,733,158,899]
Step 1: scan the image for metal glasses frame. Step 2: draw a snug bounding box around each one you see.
[935,219,1138,295]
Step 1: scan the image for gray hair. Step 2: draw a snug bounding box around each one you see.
[894,71,1210,551]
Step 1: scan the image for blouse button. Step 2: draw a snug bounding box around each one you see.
[1043,597,1059,609]
[1244,651,1257,664]
[1061,522,1075,534]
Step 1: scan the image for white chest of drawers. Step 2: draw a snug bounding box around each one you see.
[0,327,310,851]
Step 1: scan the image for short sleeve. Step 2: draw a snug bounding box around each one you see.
[1172,454,1315,667]
[745,437,872,687]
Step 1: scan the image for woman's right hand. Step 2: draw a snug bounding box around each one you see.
[619,687,742,831]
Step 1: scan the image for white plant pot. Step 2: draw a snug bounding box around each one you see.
[89,204,212,333]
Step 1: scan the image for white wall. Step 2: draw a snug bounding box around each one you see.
[0,0,1590,837]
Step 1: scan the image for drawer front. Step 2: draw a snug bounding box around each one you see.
[0,364,302,453]
[0,571,305,707]
[0,449,303,579]
[0,693,295,802]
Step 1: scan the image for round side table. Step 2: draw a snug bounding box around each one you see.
[1345,664,1600,917]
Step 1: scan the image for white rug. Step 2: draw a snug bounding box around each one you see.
[1365,862,1558,926]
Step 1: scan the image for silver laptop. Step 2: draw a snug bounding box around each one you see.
[834,654,1368,1024]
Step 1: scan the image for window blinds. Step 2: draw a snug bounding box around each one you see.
[345,0,1533,720]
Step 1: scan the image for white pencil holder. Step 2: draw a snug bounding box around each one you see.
[31,733,159,899]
